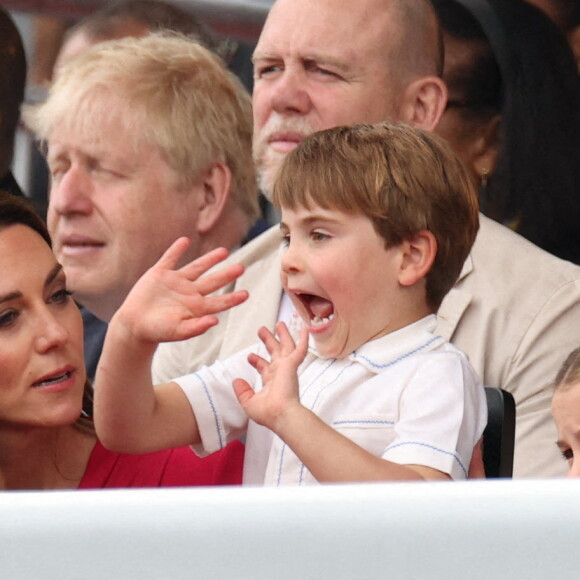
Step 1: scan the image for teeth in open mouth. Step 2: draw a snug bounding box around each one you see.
[34,372,70,387]
[311,313,334,327]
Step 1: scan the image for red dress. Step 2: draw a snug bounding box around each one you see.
[78,440,244,488]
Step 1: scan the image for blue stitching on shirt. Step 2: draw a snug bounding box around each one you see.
[385,441,467,477]
[279,361,349,485]
[276,442,287,486]
[192,372,224,449]
[295,362,358,484]
[353,336,441,370]
[311,361,356,410]
[301,357,336,397]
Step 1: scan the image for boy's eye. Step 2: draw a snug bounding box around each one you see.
[311,231,329,242]
[0,309,19,328]
[281,234,290,247]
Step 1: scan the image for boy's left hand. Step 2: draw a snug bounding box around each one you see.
[233,323,309,431]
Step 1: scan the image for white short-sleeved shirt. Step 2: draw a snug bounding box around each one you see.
[174,315,487,485]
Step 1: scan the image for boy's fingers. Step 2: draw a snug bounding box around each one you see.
[247,352,269,374]
[194,263,246,296]
[296,327,310,358]
[176,315,220,338]
[155,237,192,270]
[276,322,297,353]
[257,326,281,357]
[233,378,255,408]
[199,290,249,315]
[179,247,230,281]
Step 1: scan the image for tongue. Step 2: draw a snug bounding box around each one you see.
[310,296,334,319]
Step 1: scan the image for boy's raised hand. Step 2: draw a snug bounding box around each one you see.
[233,323,309,431]
[113,237,248,344]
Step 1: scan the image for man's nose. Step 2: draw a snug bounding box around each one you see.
[268,68,313,116]
[49,166,93,216]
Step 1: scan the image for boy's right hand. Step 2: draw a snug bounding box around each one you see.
[112,237,248,345]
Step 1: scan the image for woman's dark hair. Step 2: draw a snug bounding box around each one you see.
[0,190,51,246]
[0,190,95,426]
[432,0,580,263]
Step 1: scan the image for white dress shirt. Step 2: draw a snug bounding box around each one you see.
[174,315,487,485]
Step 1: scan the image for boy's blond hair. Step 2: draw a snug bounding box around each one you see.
[273,122,479,310]
[26,32,258,223]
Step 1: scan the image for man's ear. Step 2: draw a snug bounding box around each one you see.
[400,76,447,132]
[195,162,232,235]
[398,230,437,287]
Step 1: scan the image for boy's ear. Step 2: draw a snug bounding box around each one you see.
[398,230,437,287]
[195,162,232,235]
[400,76,448,132]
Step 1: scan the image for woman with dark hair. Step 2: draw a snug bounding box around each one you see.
[0,191,244,489]
[432,0,580,263]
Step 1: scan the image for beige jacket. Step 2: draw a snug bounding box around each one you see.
[153,215,580,478]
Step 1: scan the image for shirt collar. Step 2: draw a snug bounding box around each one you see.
[308,314,444,374]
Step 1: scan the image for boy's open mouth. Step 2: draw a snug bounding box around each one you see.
[296,292,335,327]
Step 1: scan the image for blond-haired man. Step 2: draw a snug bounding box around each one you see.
[26,33,258,377]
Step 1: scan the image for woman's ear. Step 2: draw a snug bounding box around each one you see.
[398,230,437,287]
[400,76,448,132]
[195,162,232,235]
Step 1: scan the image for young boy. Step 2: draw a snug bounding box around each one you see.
[94,122,487,485]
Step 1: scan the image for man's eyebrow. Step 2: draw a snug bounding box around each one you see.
[252,51,349,72]
[251,51,274,64]
[302,55,350,72]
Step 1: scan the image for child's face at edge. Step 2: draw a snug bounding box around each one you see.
[279,204,411,359]
[552,383,580,477]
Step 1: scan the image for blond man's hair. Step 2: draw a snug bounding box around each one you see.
[273,122,479,310]
[26,32,258,222]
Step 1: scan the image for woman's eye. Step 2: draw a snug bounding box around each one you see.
[0,310,18,328]
[50,289,73,305]
[281,234,290,247]
[562,448,574,462]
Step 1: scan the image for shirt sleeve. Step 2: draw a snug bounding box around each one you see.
[173,343,263,456]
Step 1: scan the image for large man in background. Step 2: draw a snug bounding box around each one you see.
[155,0,580,478]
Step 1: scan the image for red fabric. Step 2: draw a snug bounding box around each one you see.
[78,440,244,489]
